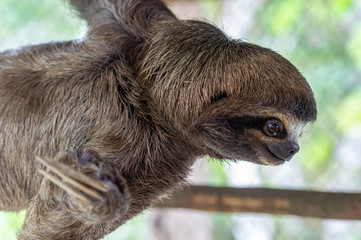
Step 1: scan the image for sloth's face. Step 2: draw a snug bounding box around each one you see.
[190,105,308,165]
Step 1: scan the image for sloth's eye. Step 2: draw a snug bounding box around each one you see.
[263,119,284,137]
[267,123,279,133]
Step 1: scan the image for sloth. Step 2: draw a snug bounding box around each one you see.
[0,0,317,239]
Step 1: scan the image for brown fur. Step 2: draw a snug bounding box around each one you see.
[0,0,317,239]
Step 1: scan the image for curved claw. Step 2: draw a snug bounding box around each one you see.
[36,156,109,201]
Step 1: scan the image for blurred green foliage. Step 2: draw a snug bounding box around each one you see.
[0,0,86,50]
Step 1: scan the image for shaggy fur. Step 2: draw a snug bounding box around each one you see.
[0,0,317,239]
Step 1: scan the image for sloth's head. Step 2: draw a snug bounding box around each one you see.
[142,20,317,165]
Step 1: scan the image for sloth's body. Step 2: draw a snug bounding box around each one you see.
[0,0,316,239]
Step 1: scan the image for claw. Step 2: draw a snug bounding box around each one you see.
[36,156,109,201]
[38,169,92,203]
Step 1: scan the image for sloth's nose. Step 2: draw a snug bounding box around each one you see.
[285,142,300,160]
[268,141,300,161]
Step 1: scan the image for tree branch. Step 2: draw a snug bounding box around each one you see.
[154,185,361,220]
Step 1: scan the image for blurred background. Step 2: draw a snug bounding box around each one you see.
[0,0,360,239]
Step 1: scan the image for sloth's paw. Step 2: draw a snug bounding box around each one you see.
[36,152,130,223]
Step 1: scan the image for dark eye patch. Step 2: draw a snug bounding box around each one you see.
[227,116,287,138]
[228,116,264,131]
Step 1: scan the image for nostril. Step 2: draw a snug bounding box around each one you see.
[289,143,300,155]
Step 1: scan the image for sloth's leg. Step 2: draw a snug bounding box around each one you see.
[18,149,130,240]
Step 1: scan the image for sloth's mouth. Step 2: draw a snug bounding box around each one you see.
[263,147,286,165]
[267,148,286,161]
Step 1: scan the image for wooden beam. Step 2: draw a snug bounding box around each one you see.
[154,185,361,220]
